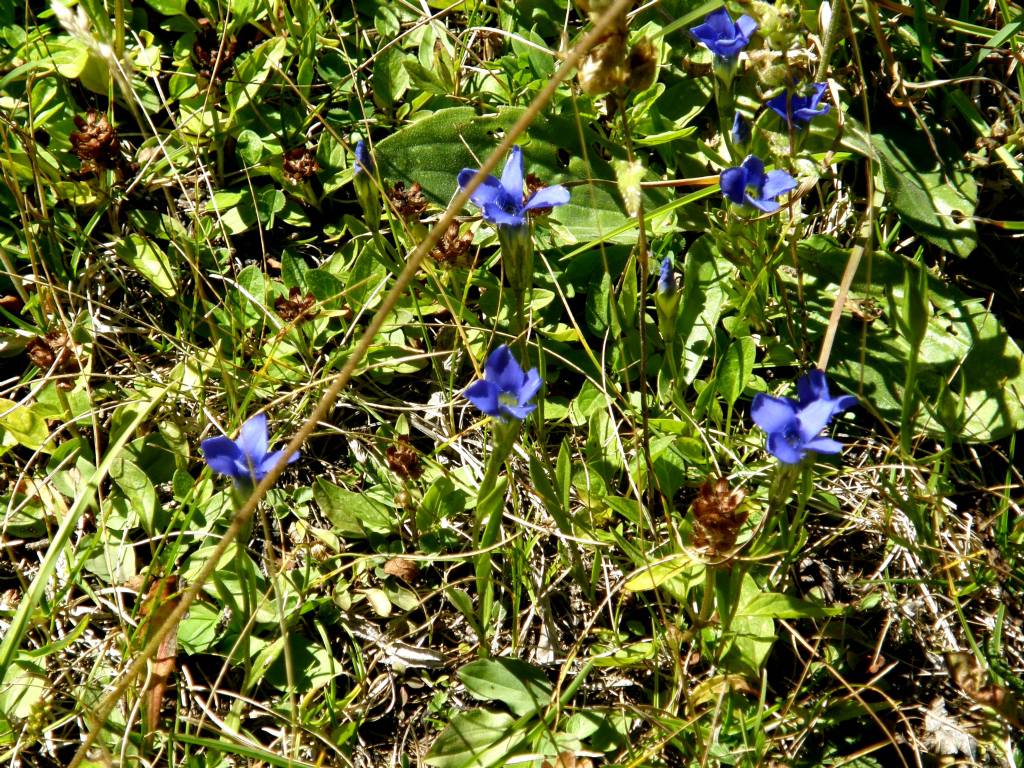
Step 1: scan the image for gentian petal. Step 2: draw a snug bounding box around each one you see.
[797,369,829,404]
[489,345,527,394]
[257,448,300,480]
[501,401,537,420]
[459,170,504,208]
[481,201,526,227]
[500,146,524,202]
[751,394,798,434]
[766,92,791,122]
[465,380,500,416]
[720,166,748,205]
[735,14,758,41]
[236,414,269,462]
[201,436,245,478]
[767,432,805,464]
[832,394,858,413]
[803,436,843,454]
[745,193,781,213]
[797,398,835,442]
[740,155,767,185]
[523,185,570,210]
[518,368,543,406]
[761,169,797,200]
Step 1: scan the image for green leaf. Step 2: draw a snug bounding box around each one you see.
[373,47,411,108]
[717,336,755,408]
[458,658,553,717]
[869,116,977,258]
[792,236,1024,441]
[115,234,178,298]
[0,398,51,454]
[676,237,729,384]
[375,107,671,245]
[313,479,395,537]
[739,592,844,619]
[109,457,158,534]
[424,709,524,768]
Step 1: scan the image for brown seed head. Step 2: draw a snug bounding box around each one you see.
[70,110,120,166]
[26,331,80,388]
[274,287,317,324]
[691,476,748,555]
[388,181,429,219]
[430,222,474,268]
[386,436,423,480]
[192,18,237,83]
[282,146,319,184]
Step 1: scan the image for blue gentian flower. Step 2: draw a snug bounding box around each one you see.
[689,7,758,60]
[354,140,373,176]
[751,370,856,464]
[457,146,570,228]
[465,345,542,421]
[201,414,299,484]
[766,83,830,128]
[720,155,797,213]
[657,256,676,296]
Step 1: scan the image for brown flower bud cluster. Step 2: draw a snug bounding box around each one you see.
[430,223,474,268]
[691,476,748,555]
[386,436,423,480]
[26,330,81,389]
[274,287,317,324]
[282,146,319,184]
[576,1,657,96]
[192,18,237,85]
[70,110,134,179]
[388,181,428,219]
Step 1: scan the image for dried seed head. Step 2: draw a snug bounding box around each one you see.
[70,110,120,166]
[26,330,81,388]
[541,752,594,768]
[274,287,317,324]
[192,18,237,84]
[282,146,319,184]
[430,222,474,268]
[386,436,423,480]
[388,181,429,219]
[691,476,748,555]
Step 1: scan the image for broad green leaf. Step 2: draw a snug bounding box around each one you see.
[676,236,730,384]
[0,398,50,453]
[717,336,755,407]
[739,592,844,619]
[425,709,524,768]
[313,478,395,537]
[375,107,672,245]
[458,658,553,717]
[623,554,701,592]
[115,234,178,298]
[109,457,158,533]
[792,236,1024,441]
[178,602,221,653]
[847,112,978,258]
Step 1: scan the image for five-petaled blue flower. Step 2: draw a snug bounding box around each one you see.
[751,370,857,464]
[689,6,758,60]
[720,155,797,213]
[766,83,830,128]
[465,345,542,421]
[458,146,570,228]
[354,140,373,176]
[201,414,299,484]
